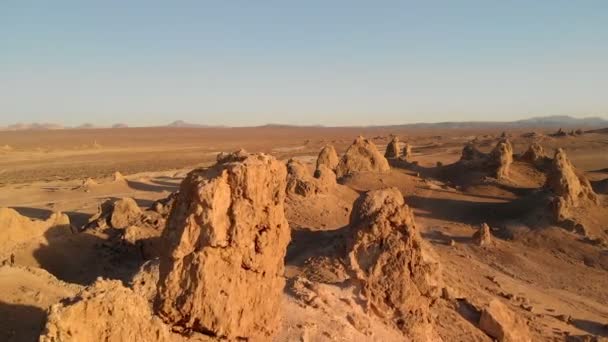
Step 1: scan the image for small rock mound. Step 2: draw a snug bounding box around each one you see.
[489,139,513,179]
[287,159,336,197]
[335,136,390,178]
[520,142,546,164]
[316,144,339,171]
[473,223,493,246]
[81,177,98,188]
[347,187,442,340]
[479,299,532,342]
[545,148,599,225]
[384,137,402,159]
[156,153,291,340]
[40,279,175,342]
[86,197,143,230]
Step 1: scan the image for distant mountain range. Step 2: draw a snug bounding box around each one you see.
[1,115,607,131]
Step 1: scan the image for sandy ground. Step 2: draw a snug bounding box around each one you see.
[1,126,608,341]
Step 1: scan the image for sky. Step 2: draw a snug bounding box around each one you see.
[1,1,608,127]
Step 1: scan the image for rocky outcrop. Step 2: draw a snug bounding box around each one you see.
[489,139,513,179]
[335,136,390,178]
[40,279,176,342]
[472,223,493,246]
[545,149,599,225]
[347,187,442,340]
[150,192,179,217]
[479,299,532,342]
[384,137,402,159]
[316,145,339,171]
[156,152,291,340]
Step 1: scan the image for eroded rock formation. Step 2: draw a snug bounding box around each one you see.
[347,187,442,340]
[384,137,402,159]
[316,144,339,171]
[545,148,599,225]
[156,152,291,340]
[489,139,513,179]
[335,136,390,178]
[473,223,493,246]
[287,159,336,197]
[520,142,546,164]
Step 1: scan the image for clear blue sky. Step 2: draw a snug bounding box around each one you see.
[1,1,607,126]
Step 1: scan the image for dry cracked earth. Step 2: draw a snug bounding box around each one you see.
[1,126,608,341]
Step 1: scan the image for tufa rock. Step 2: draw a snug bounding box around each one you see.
[545,149,599,225]
[479,299,532,342]
[335,136,390,178]
[403,143,413,159]
[384,136,402,159]
[489,139,513,179]
[40,279,175,342]
[347,187,443,340]
[472,223,493,246]
[521,142,546,164]
[287,159,336,197]
[156,153,291,340]
[316,144,339,171]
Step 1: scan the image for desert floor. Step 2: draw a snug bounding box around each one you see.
[1,126,607,341]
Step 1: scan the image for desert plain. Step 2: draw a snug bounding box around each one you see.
[1,124,608,341]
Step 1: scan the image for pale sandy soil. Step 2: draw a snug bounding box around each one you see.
[1,126,608,341]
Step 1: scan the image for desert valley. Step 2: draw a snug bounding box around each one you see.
[1,122,607,341]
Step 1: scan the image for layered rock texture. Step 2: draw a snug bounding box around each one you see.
[335,136,390,178]
[346,187,443,340]
[155,152,291,340]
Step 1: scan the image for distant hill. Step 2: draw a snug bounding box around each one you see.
[2,123,64,131]
[1,115,606,131]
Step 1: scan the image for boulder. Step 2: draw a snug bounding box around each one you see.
[384,137,402,159]
[479,299,532,342]
[113,171,126,182]
[156,153,291,340]
[347,187,442,340]
[316,145,339,171]
[335,136,390,178]
[87,197,143,229]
